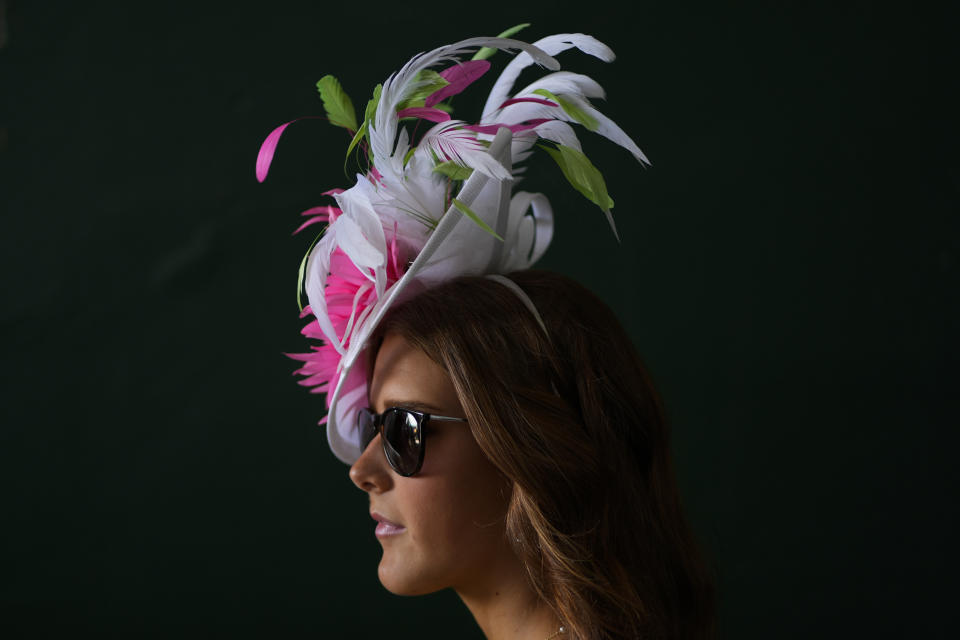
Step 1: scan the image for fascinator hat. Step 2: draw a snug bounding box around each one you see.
[257,27,649,465]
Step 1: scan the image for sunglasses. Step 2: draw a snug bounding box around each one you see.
[357,407,468,477]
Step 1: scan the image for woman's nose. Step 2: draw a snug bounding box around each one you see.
[349,433,393,493]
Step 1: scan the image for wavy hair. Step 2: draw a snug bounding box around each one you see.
[371,270,716,639]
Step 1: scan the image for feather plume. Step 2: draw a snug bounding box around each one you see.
[416,120,513,180]
[369,37,557,179]
[529,120,582,151]
[483,34,614,118]
[426,60,491,106]
[481,68,648,166]
[551,93,650,164]
[303,232,341,354]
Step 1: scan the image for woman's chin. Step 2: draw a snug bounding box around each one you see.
[377,557,444,596]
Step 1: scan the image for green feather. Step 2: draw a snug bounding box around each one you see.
[453,198,503,241]
[316,75,358,132]
[345,123,366,165]
[345,83,382,166]
[533,88,599,132]
[472,23,532,61]
[364,84,382,121]
[396,70,450,111]
[540,143,618,239]
[433,162,474,181]
[403,146,416,167]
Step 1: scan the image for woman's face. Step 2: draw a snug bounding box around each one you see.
[349,332,514,596]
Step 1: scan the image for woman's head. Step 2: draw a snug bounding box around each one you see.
[349,331,517,597]
[351,270,716,639]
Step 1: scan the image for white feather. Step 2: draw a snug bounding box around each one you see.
[380,154,448,232]
[303,232,342,354]
[335,189,389,295]
[482,73,605,128]
[483,34,615,118]
[416,120,512,180]
[502,191,554,272]
[336,173,435,250]
[559,94,650,164]
[484,92,647,166]
[335,216,381,274]
[501,123,581,167]
[369,37,558,174]
[520,71,606,100]
[530,120,582,151]
[483,73,608,133]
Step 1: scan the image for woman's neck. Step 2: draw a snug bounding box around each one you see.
[453,546,560,640]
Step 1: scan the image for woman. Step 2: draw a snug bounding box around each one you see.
[259,29,716,639]
[352,271,717,639]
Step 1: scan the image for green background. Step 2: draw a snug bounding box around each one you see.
[1,1,956,637]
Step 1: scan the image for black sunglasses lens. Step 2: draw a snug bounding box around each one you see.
[382,409,423,476]
[358,408,377,451]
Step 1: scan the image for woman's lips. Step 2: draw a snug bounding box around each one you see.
[371,512,406,538]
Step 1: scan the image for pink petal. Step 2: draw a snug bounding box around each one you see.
[425,60,491,107]
[299,319,325,340]
[388,222,400,276]
[300,205,339,218]
[396,107,451,122]
[498,97,558,109]
[292,216,328,235]
[322,188,345,196]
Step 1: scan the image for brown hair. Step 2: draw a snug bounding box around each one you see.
[371,270,716,639]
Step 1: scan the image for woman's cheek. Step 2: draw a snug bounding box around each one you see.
[376,481,464,594]
[406,478,463,546]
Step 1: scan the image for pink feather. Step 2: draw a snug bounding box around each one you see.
[256,122,292,182]
[293,216,328,235]
[396,107,452,122]
[293,205,341,236]
[498,97,558,109]
[425,60,491,107]
[256,117,322,182]
[463,118,552,135]
[299,205,340,218]
[286,232,408,405]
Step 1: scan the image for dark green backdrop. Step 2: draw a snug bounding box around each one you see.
[1,1,956,637]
